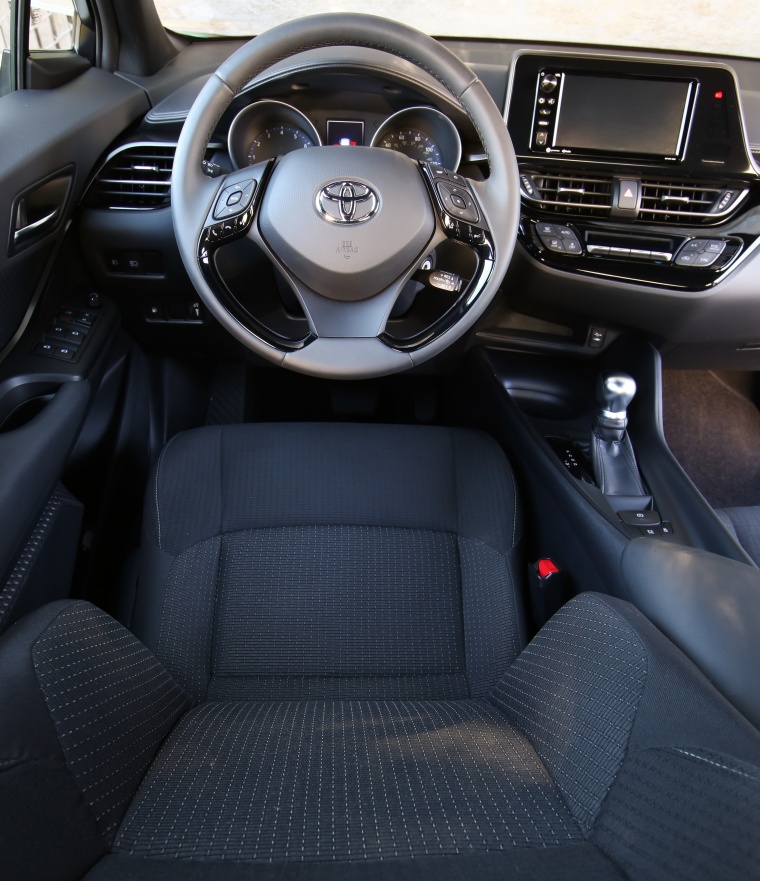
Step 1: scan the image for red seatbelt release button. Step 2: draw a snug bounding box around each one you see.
[537,558,560,580]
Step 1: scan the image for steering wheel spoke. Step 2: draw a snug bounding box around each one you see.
[198,160,272,261]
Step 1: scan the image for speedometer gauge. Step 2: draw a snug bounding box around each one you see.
[371,106,462,171]
[247,125,315,164]
[378,129,443,165]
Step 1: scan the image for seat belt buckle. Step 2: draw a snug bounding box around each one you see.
[529,558,569,626]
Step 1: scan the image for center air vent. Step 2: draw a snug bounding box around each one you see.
[521,171,613,217]
[89,144,175,209]
[638,180,746,224]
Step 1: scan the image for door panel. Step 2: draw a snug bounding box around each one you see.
[0,67,148,354]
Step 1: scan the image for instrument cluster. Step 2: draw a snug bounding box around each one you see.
[227,101,462,170]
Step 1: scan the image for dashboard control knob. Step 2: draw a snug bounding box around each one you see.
[540,74,559,93]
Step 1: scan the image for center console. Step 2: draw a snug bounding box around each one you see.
[505,52,760,290]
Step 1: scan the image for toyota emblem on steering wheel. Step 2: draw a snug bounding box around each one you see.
[316,180,379,224]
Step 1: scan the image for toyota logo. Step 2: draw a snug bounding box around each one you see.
[316,180,379,224]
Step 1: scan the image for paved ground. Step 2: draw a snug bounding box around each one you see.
[154,1,759,60]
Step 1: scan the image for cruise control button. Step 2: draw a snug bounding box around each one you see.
[428,270,462,292]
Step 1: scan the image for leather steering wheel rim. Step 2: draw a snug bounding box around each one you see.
[172,12,520,379]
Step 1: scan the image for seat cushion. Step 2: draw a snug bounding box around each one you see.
[132,423,525,702]
[114,698,582,862]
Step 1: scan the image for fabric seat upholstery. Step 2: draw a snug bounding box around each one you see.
[130,423,526,702]
[1,423,760,881]
[716,505,760,566]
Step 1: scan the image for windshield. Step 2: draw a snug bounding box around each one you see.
[153,1,760,60]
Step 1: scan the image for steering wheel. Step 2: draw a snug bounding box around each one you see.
[172,13,520,379]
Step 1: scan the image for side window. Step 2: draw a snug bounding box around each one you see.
[29,1,76,51]
[1,1,10,95]
[1,0,78,97]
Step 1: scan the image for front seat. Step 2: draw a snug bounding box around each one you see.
[2,423,759,881]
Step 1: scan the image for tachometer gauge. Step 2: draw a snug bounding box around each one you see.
[378,129,443,165]
[247,124,316,165]
[371,106,462,171]
[228,100,321,169]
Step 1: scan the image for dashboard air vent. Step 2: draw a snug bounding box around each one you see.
[638,180,745,224]
[523,171,613,217]
[90,144,175,209]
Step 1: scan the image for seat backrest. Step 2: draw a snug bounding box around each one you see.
[131,423,525,702]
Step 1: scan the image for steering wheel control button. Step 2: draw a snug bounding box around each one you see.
[213,179,257,219]
[436,181,479,223]
[619,510,662,527]
[428,270,462,293]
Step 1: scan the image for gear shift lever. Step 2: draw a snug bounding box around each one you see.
[595,372,637,440]
[592,371,647,498]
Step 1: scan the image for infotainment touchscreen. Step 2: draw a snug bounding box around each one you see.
[553,75,693,158]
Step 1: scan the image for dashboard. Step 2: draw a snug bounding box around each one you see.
[77,40,760,370]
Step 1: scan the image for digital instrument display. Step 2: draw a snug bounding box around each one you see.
[553,74,692,158]
[327,120,365,147]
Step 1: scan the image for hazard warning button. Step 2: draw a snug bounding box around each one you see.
[617,179,639,211]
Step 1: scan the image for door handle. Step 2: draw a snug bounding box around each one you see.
[8,166,73,256]
[13,207,60,245]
